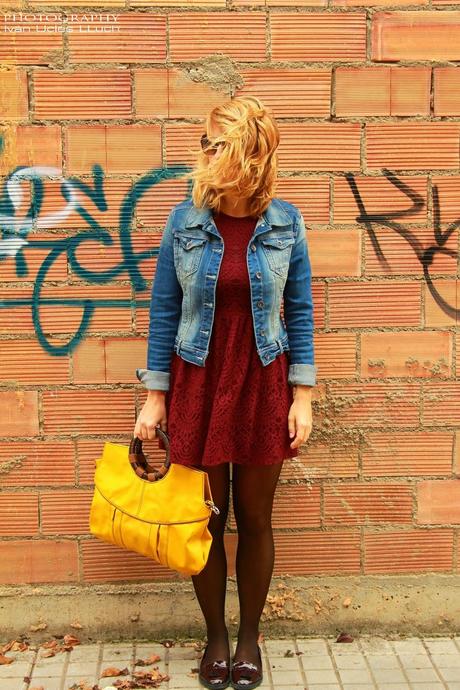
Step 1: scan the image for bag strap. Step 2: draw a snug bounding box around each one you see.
[129,427,170,482]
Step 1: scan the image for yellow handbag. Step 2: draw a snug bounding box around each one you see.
[88,428,220,576]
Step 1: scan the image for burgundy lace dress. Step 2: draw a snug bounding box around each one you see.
[158,209,298,467]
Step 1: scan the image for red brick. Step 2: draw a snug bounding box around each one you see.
[423,382,460,426]
[366,123,460,170]
[0,391,39,437]
[0,288,34,333]
[309,230,361,277]
[273,531,361,575]
[5,180,131,232]
[270,13,366,61]
[329,282,421,327]
[42,389,135,434]
[277,122,361,171]
[275,177,330,225]
[424,280,458,327]
[0,125,62,174]
[0,440,76,487]
[324,482,413,526]
[361,331,452,378]
[434,67,460,116]
[327,382,420,427]
[38,285,133,333]
[0,16,63,65]
[72,339,106,384]
[364,529,454,573]
[364,226,458,276]
[417,480,460,524]
[336,67,430,116]
[362,431,454,477]
[66,124,162,174]
[281,444,359,479]
[82,538,196,582]
[333,175,428,224]
[236,68,331,118]
[0,340,70,384]
[0,69,28,119]
[0,540,78,584]
[169,13,266,61]
[41,489,93,535]
[77,438,132,485]
[372,11,460,62]
[165,123,207,166]
[135,178,189,230]
[34,70,132,119]
[314,332,357,379]
[0,493,38,536]
[105,337,147,383]
[431,176,460,223]
[0,232,67,282]
[68,14,166,63]
[69,231,156,287]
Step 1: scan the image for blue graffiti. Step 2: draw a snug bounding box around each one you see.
[0,159,192,355]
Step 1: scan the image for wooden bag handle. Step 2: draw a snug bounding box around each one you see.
[129,427,171,482]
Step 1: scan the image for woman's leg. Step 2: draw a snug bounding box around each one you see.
[191,462,231,661]
[231,460,284,664]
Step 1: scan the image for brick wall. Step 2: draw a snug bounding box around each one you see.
[0,3,459,586]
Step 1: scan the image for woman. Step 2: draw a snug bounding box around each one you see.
[134,95,317,690]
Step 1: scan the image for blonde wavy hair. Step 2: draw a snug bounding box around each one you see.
[183,96,280,218]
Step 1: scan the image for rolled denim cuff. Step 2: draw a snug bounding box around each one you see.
[136,368,170,391]
[288,363,317,387]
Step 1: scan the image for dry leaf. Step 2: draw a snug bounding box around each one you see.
[40,649,57,658]
[70,622,83,629]
[0,654,14,665]
[336,632,354,643]
[10,640,28,652]
[100,666,129,677]
[67,682,98,690]
[343,597,352,607]
[135,653,161,666]
[63,634,81,646]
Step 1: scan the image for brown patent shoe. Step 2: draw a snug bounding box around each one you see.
[230,644,263,689]
[199,643,231,689]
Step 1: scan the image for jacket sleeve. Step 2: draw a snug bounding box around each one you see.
[135,208,183,391]
[283,209,318,387]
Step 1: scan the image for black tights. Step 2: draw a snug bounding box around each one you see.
[191,460,283,664]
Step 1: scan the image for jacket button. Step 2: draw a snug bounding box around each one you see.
[256,271,261,279]
[260,329,265,336]
[251,244,256,252]
[257,300,264,308]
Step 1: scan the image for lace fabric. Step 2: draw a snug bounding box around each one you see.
[158,210,299,467]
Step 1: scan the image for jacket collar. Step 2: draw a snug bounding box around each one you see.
[183,197,293,237]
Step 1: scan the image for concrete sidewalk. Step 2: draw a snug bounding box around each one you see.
[2,634,460,690]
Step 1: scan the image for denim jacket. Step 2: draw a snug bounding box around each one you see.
[136,196,317,391]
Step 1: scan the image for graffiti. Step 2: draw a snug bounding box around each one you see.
[0,159,457,358]
[0,159,192,354]
[346,168,458,320]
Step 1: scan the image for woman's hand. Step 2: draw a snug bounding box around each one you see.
[134,391,168,441]
[288,386,313,449]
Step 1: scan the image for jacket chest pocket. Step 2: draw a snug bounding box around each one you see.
[174,235,207,279]
[260,235,295,277]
